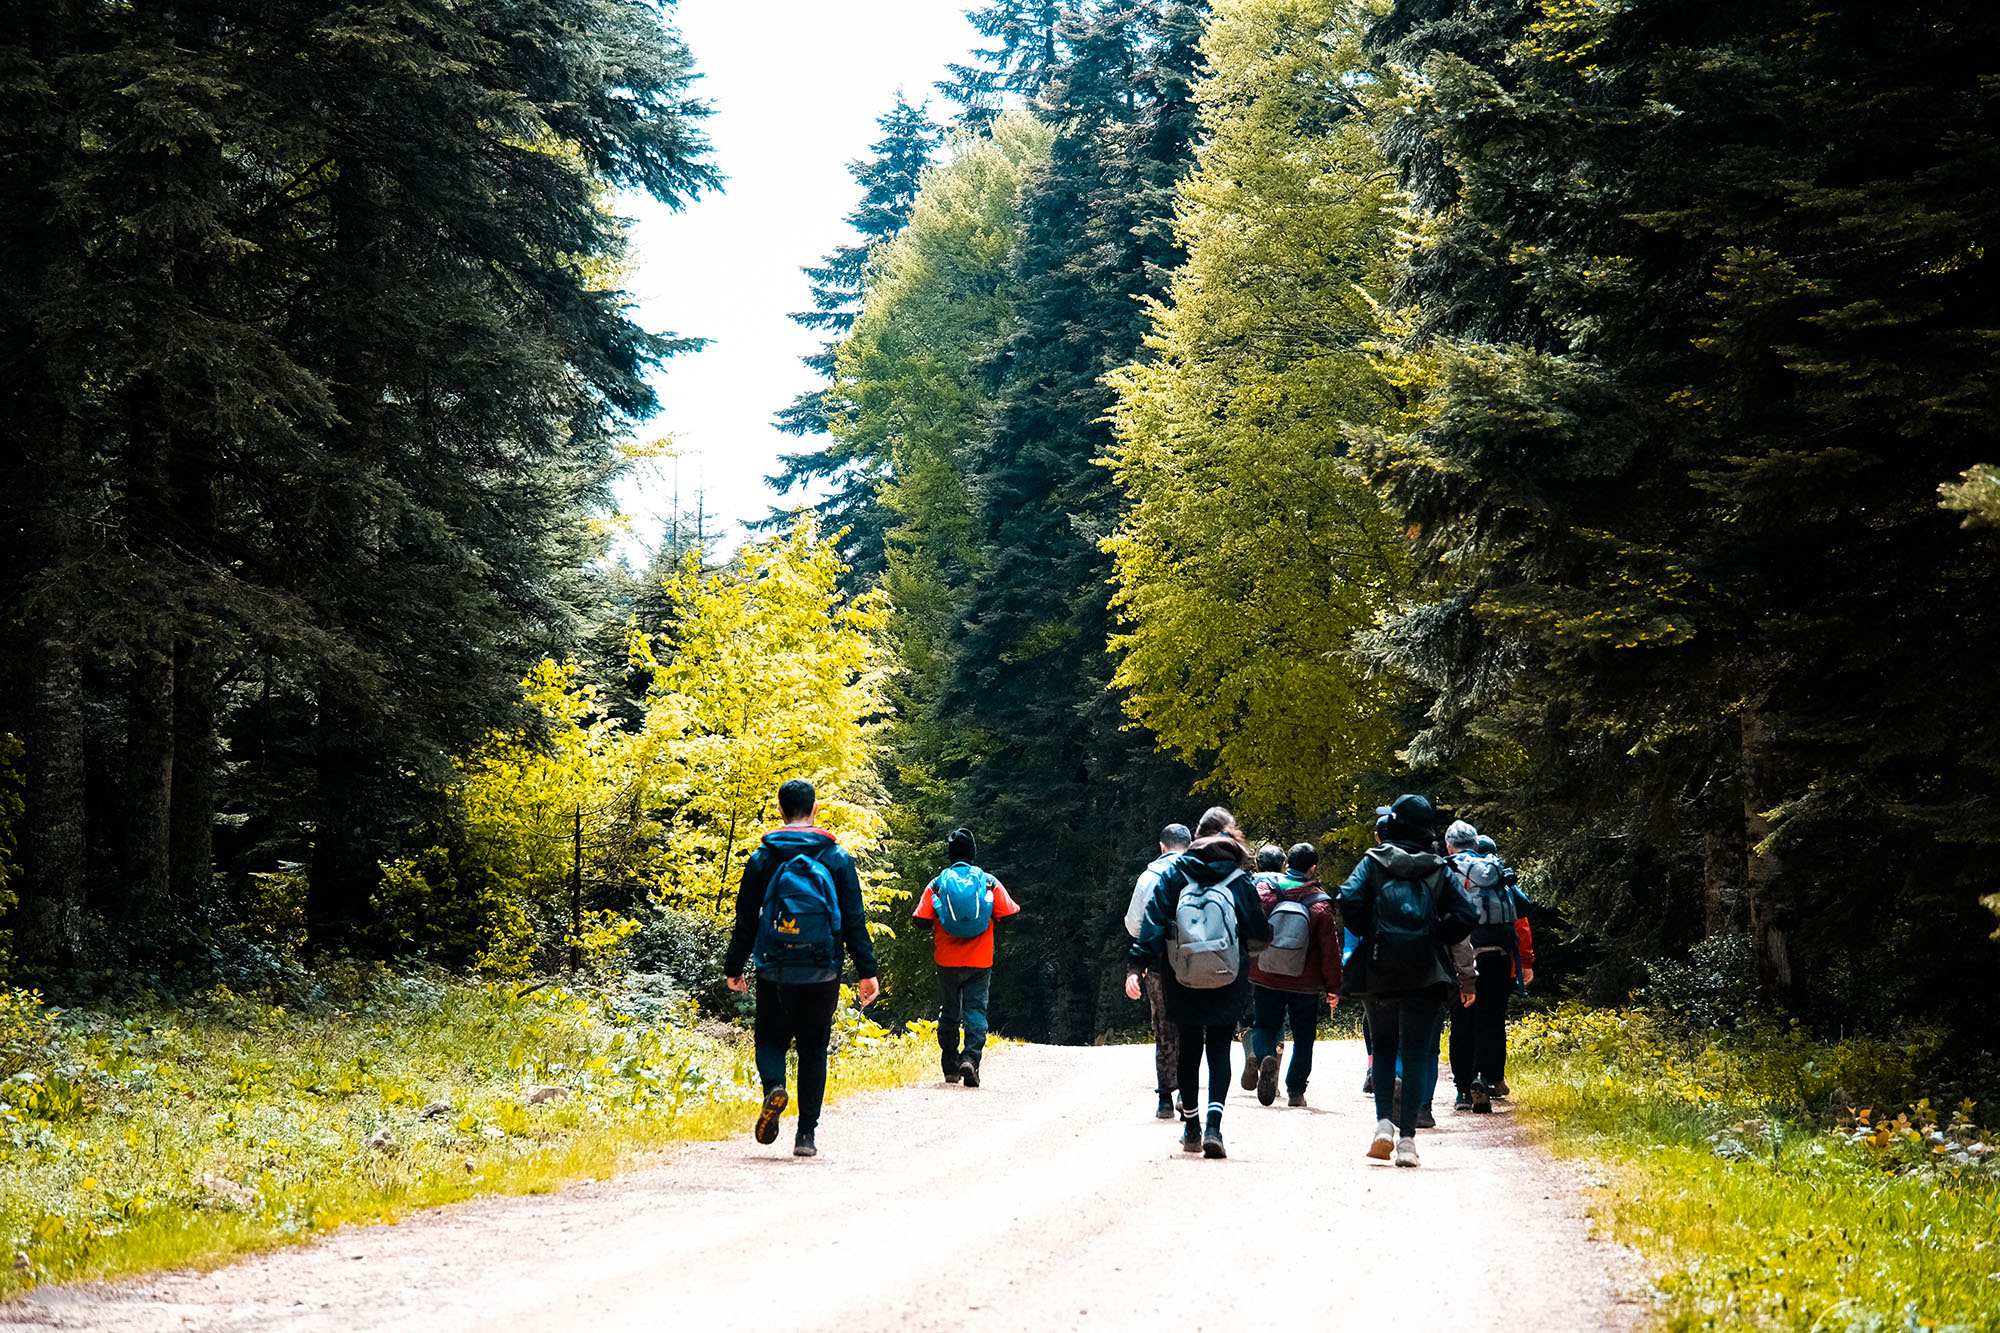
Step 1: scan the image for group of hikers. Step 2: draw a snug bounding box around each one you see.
[725,779,1533,1169]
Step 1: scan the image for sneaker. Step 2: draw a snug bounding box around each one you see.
[1454,1090,1473,1113]
[1202,1125,1227,1159]
[1492,1079,1511,1098]
[1367,1118,1396,1160]
[1287,1091,1307,1108]
[1394,1136,1421,1168]
[1180,1117,1202,1153]
[754,1087,788,1144]
[1416,1102,1436,1130]
[793,1130,817,1158]
[1256,1054,1280,1107]
[1471,1079,1492,1114]
[1156,1091,1176,1120]
[959,1058,980,1089]
[1362,1070,1374,1096]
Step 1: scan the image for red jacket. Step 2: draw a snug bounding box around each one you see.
[1248,874,1344,994]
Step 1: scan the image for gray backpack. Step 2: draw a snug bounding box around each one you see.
[1259,892,1329,978]
[1167,870,1245,988]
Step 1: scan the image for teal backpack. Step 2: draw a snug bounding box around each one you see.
[931,863,994,938]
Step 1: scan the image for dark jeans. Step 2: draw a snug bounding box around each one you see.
[753,976,840,1133]
[1176,1021,1234,1122]
[1144,970,1178,1093]
[1449,951,1514,1088]
[1364,991,1446,1136]
[937,965,992,1070]
[1247,985,1321,1094]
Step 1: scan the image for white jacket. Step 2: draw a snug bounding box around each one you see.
[1124,851,1182,940]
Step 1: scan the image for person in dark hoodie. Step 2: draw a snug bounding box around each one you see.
[724,778,880,1159]
[1123,806,1273,1159]
[1337,793,1476,1168]
[1246,842,1343,1107]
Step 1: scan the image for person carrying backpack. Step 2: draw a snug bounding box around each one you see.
[1124,822,1193,1119]
[913,827,1021,1087]
[724,778,881,1159]
[1123,806,1273,1159]
[1450,828,1535,1103]
[1237,844,1290,1086]
[1246,842,1343,1107]
[1337,794,1477,1168]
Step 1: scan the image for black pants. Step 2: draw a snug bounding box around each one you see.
[1247,985,1322,1094]
[937,965,992,1071]
[1364,991,1446,1137]
[1144,971,1178,1093]
[1449,951,1514,1088]
[1176,1021,1234,1123]
[753,977,840,1133]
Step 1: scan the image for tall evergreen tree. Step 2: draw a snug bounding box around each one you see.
[765,94,938,581]
[940,0,1206,1042]
[936,0,1068,128]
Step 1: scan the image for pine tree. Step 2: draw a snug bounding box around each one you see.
[766,94,939,582]
[936,0,1067,129]
[940,0,1206,1042]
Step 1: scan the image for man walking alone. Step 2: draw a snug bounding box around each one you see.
[724,779,880,1158]
[914,827,1021,1087]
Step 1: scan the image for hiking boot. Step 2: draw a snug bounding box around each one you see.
[1362,1070,1374,1096]
[1240,1057,1259,1092]
[1256,1054,1280,1107]
[793,1130,817,1158]
[1492,1079,1511,1098]
[1416,1102,1436,1130]
[1471,1079,1492,1114]
[1202,1125,1227,1159]
[1180,1117,1202,1153]
[1287,1091,1307,1108]
[943,1060,961,1084]
[754,1087,788,1145]
[1394,1136,1421,1168]
[959,1058,980,1089]
[1367,1118,1396,1160]
[1454,1089,1473,1113]
[1156,1090,1176,1120]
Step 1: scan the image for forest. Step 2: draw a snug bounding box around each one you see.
[3,0,1998,1066]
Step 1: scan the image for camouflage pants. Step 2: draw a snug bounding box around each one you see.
[1144,970,1178,1093]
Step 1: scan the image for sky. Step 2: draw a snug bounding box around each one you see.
[613,0,983,559]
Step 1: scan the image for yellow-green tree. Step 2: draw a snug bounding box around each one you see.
[1102,0,1410,832]
[640,519,894,912]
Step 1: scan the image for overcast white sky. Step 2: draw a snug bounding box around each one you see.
[614,0,982,558]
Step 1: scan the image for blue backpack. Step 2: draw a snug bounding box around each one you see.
[754,850,843,980]
[931,863,994,938]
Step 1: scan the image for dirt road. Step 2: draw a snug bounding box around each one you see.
[5,1042,1637,1331]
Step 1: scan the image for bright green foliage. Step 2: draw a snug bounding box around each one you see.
[1515,1006,2000,1331]
[1942,464,2000,531]
[1103,0,1410,831]
[640,521,895,914]
[0,977,932,1296]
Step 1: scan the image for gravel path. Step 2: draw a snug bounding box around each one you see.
[3,1041,1639,1331]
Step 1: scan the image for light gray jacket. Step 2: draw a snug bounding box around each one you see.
[1123,851,1181,940]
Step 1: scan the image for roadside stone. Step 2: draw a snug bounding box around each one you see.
[419,1101,454,1120]
[524,1086,569,1105]
[366,1126,397,1154]
[196,1173,260,1210]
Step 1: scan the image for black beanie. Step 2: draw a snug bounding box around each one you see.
[947,827,977,863]
[1374,793,1435,846]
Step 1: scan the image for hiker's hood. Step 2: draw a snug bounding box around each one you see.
[1276,872,1324,900]
[1179,835,1248,884]
[1365,843,1445,879]
[761,826,838,856]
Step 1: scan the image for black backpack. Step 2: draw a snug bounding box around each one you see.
[1366,867,1449,992]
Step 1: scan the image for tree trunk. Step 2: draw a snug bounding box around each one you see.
[1740,707,1794,1000]
[123,644,175,934]
[20,602,88,969]
[169,636,215,917]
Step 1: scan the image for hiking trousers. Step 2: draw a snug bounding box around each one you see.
[1363,991,1446,1137]
[1449,951,1514,1088]
[753,977,840,1133]
[1247,985,1322,1094]
[1144,970,1179,1093]
[936,964,992,1072]
[1176,1021,1234,1124]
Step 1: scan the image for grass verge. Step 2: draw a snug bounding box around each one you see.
[0,974,934,1297]
[1510,1005,2000,1332]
